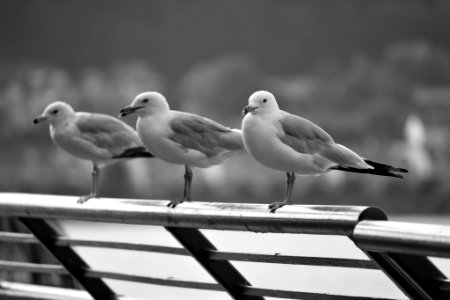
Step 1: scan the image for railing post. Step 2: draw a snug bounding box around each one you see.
[364,252,447,300]
[19,217,117,300]
[166,227,264,300]
[352,220,450,299]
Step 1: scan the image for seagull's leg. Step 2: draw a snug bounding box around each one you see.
[168,165,193,208]
[286,171,296,202]
[92,164,100,197]
[268,172,296,213]
[183,165,193,201]
[78,164,100,204]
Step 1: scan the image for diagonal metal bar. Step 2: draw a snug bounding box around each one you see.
[0,232,37,243]
[365,252,447,300]
[0,232,377,269]
[242,285,397,300]
[85,270,223,291]
[0,260,69,274]
[19,217,117,300]
[0,280,93,300]
[166,227,263,300]
[207,251,378,269]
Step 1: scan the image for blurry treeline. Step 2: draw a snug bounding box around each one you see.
[1,40,450,214]
[1,0,450,215]
[1,1,450,80]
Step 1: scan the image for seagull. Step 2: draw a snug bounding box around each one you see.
[242,90,408,213]
[33,101,153,203]
[119,91,245,208]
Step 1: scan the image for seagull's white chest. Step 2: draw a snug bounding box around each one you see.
[137,114,170,156]
[242,113,322,175]
[50,123,80,154]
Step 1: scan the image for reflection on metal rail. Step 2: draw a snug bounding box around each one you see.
[0,193,449,300]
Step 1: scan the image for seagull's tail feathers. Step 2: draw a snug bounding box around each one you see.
[330,159,408,179]
[113,146,154,159]
[220,129,246,151]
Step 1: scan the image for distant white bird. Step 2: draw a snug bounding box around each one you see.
[119,91,245,207]
[34,101,153,203]
[242,90,408,213]
[404,114,432,178]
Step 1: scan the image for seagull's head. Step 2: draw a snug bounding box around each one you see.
[33,101,75,125]
[242,90,279,116]
[120,91,169,117]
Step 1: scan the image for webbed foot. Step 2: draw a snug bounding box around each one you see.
[77,194,96,204]
[268,201,288,213]
[167,197,191,208]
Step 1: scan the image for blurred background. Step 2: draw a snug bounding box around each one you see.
[1,1,450,297]
[1,0,450,214]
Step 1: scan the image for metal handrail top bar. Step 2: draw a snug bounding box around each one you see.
[354,220,450,258]
[0,193,387,235]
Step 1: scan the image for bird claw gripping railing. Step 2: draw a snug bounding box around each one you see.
[0,193,449,300]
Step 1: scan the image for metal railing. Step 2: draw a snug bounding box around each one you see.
[0,192,449,300]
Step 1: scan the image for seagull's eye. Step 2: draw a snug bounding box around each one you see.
[142,99,149,103]
[52,109,59,114]
[262,99,267,103]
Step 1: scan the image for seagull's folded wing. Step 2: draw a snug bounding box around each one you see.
[278,113,370,169]
[277,113,334,154]
[168,112,244,157]
[75,113,142,156]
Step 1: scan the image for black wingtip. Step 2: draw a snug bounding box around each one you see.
[364,159,408,174]
[330,159,408,179]
[113,147,154,159]
[391,173,404,179]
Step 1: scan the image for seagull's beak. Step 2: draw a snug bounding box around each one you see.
[33,115,47,124]
[119,105,142,118]
[242,105,257,115]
